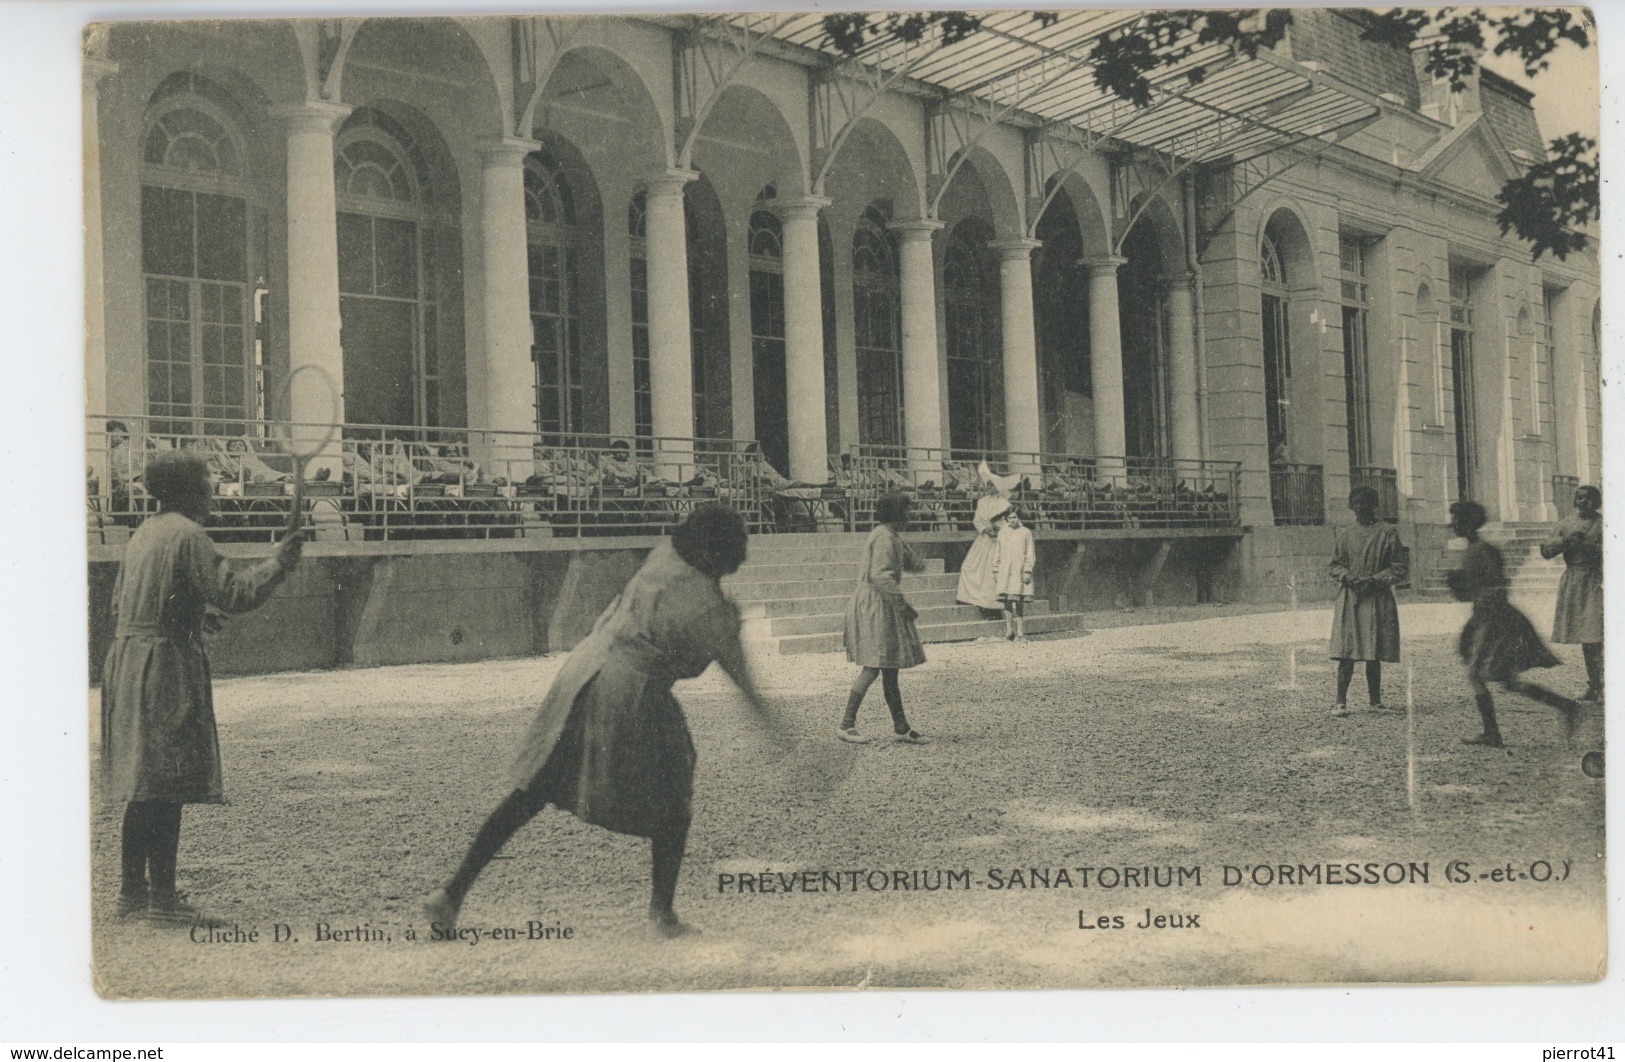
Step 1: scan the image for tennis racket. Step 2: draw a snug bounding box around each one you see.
[271,364,341,536]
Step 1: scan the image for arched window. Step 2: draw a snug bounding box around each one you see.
[1448,262,1478,500]
[1260,230,1291,459]
[628,191,652,447]
[944,218,1003,455]
[335,108,437,429]
[852,206,902,448]
[140,75,257,436]
[748,208,789,473]
[525,151,581,437]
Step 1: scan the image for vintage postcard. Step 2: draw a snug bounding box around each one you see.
[83,7,1606,998]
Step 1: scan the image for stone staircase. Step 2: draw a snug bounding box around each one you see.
[1414,522,1564,596]
[729,532,1089,655]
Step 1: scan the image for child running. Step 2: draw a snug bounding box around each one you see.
[1327,486,1407,716]
[101,450,304,924]
[991,507,1036,642]
[838,493,926,744]
[1445,500,1578,747]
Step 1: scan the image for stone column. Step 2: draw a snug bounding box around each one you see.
[1163,271,1202,464]
[780,195,832,482]
[84,57,118,421]
[644,169,698,474]
[1085,255,1129,477]
[273,100,351,431]
[991,237,1044,470]
[891,219,946,455]
[474,137,540,477]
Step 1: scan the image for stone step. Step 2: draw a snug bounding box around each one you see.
[725,558,944,586]
[741,600,1052,639]
[749,611,1089,656]
[735,587,964,620]
[739,545,868,567]
[726,571,959,604]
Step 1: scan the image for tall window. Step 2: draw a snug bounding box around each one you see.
[335,109,436,429]
[748,209,789,474]
[1339,234,1372,468]
[1260,232,1291,460]
[944,219,1002,455]
[1033,194,1089,454]
[141,75,255,435]
[852,206,903,448]
[524,151,581,437]
[1448,262,1478,501]
[1537,288,1559,445]
[628,191,652,448]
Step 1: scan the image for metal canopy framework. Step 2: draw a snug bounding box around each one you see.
[673,11,1378,173]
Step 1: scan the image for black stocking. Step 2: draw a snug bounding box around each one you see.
[1365,661,1383,706]
[880,668,909,733]
[145,802,183,899]
[1583,643,1604,695]
[120,802,155,897]
[445,787,547,904]
[650,818,690,918]
[1335,660,1355,705]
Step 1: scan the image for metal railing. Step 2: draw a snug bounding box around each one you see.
[1553,474,1580,519]
[1350,466,1400,523]
[827,445,1241,533]
[86,415,770,542]
[1270,462,1325,526]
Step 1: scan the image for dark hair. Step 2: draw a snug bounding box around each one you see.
[874,492,911,528]
[144,449,211,509]
[610,439,630,452]
[1449,500,1487,533]
[672,503,748,578]
[1006,506,1026,521]
[105,420,128,435]
[1347,486,1380,510]
[1577,485,1602,508]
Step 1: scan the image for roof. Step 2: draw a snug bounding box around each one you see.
[1287,9,1420,109]
[684,12,1378,166]
[1479,70,1546,160]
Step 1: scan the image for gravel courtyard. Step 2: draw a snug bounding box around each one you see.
[90,597,1606,998]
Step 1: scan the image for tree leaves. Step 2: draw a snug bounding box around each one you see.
[1497,134,1599,261]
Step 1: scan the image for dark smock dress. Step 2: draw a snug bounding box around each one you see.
[507,542,741,838]
[844,525,926,669]
[1328,521,1406,662]
[1546,514,1603,644]
[1447,539,1561,683]
[101,513,290,804]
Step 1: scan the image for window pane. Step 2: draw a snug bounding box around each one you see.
[195,193,247,280]
[141,186,195,278]
[338,213,374,295]
[374,218,418,299]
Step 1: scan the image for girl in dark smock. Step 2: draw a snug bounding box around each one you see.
[1327,486,1406,716]
[839,493,926,744]
[1541,485,1604,702]
[1445,501,1577,748]
[425,505,788,939]
[101,450,303,923]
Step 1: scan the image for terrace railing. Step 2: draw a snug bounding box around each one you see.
[1270,462,1325,526]
[826,445,1240,533]
[86,415,770,543]
[1350,466,1400,523]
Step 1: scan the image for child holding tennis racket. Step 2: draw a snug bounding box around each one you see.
[101,449,304,924]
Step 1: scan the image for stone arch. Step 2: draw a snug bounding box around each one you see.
[535,45,671,174]
[1121,192,1185,276]
[344,18,505,142]
[822,116,923,221]
[1044,171,1111,259]
[939,143,1023,239]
